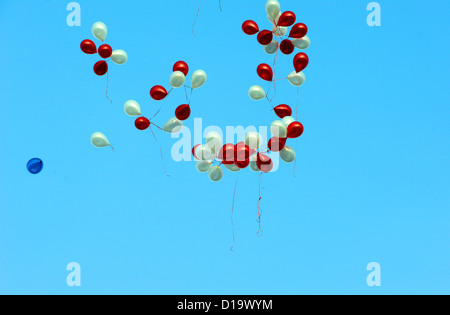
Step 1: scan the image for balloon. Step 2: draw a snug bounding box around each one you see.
[292,36,311,50]
[249,157,260,172]
[242,20,259,35]
[288,71,306,87]
[90,132,110,148]
[191,70,207,89]
[208,166,224,182]
[224,163,241,172]
[267,12,281,25]
[192,144,201,160]
[280,146,296,163]
[268,137,286,152]
[234,142,252,161]
[282,116,296,128]
[169,71,186,88]
[163,117,183,133]
[150,85,168,100]
[257,63,273,82]
[111,49,128,65]
[287,122,304,138]
[27,158,43,174]
[234,158,250,169]
[124,100,141,116]
[196,161,212,173]
[266,0,281,22]
[278,11,296,27]
[257,30,273,46]
[293,52,309,73]
[217,143,236,165]
[93,60,108,76]
[80,40,97,54]
[173,61,189,76]
[280,39,295,55]
[256,153,274,173]
[274,104,292,118]
[175,104,191,121]
[264,40,279,55]
[289,23,308,39]
[245,131,262,150]
[135,117,150,130]
[92,22,107,41]
[272,25,287,37]
[270,120,287,138]
[195,145,215,161]
[248,85,266,101]
[205,131,223,154]
[98,44,112,59]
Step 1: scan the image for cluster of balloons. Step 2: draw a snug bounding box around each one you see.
[80,22,128,76]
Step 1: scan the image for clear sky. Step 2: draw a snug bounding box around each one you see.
[0,0,449,295]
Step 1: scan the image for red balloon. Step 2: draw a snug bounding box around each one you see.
[135,117,151,131]
[257,63,273,82]
[280,39,295,55]
[257,30,273,46]
[289,23,308,38]
[175,104,191,121]
[217,144,236,165]
[192,144,201,160]
[93,60,108,76]
[293,52,309,73]
[150,85,168,100]
[242,20,259,35]
[234,158,250,169]
[234,142,251,161]
[98,44,113,59]
[278,11,296,27]
[173,61,189,76]
[256,154,274,173]
[287,122,304,138]
[274,104,292,118]
[268,137,286,152]
[80,39,97,54]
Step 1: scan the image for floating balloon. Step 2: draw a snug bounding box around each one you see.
[234,158,250,169]
[175,104,191,121]
[196,161,212,173]
[92,22,108,41]
[249,156,260,172]
[274,105,292,118]
[264,40,279,55]
[135,117,151,130]
[205,131,223,154]
[191,70,207,89]
[278,11,296,27]
[292,36,311,50]
[170,71,186,88]
[163,117,183,133]
[217,143,236,165]
[257,63,273,82]
[293,52,309,73]
[192,144,201,160]
[90,132,110,148]
[124,100,141,116]
[270,120,287,138]
[282,116,296,129]
[245,131,262,149]
[234,142,252,161]
[256,153,274,173]
[280,39,295,55]
[242,20,259,35]
[224,163,241,172]
[248,85,266,101]
[173,61,189,76]
[98,44,112,59]
[150,85,168,100]
[257,30,273,46]
[280,146,296,163]
[195,145,215,161]
[266,0,281,22]
[268,137,286,152]
[27,158,43,174]
[289,23,308,39]
[111,49,128,65]
[208,166,224,182]
[287,121,304,138]
[288,71,306,87]
[80,39,97,54]
[93,60,108,76]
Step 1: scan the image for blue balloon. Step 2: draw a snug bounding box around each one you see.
[27,158,44,174]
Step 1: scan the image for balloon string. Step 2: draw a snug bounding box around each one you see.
[296,79,299,120]
[109,144,115,153]
[149,125,170,177]
[106,70,112,103]
[293,157,297,177]
[219,0,222,12]
[192,1,201,36]
[257,173,263,236]
[270,45,279,102]
[151,122,164,131]
[230,173,239,252]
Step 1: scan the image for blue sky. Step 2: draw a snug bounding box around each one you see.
[0,0,449,295]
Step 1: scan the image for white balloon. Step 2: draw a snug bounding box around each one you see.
[248,85,266,101]
[163,117,183,134]
[123,100,141,116]
[90,132,110,148]
[111,50,128,65]
[288,71,306,87]
[270,120,287,138]
[266,1,281,22]
[92,22,107,41]
[205,131,223,154]
[249,158,260,172]
[195,144,216,161]
[280,146,296,163]
[224,163,241,172]
[196,161,212,173]
[282,116,296,128]
[272,25,287,37]
[191,70,207,89]
[267,13,281,25]
[264,40,279,55]
[208,166,224,182]
[245,131,262,149]
[169,71,186,88]
[292,36,311,50]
